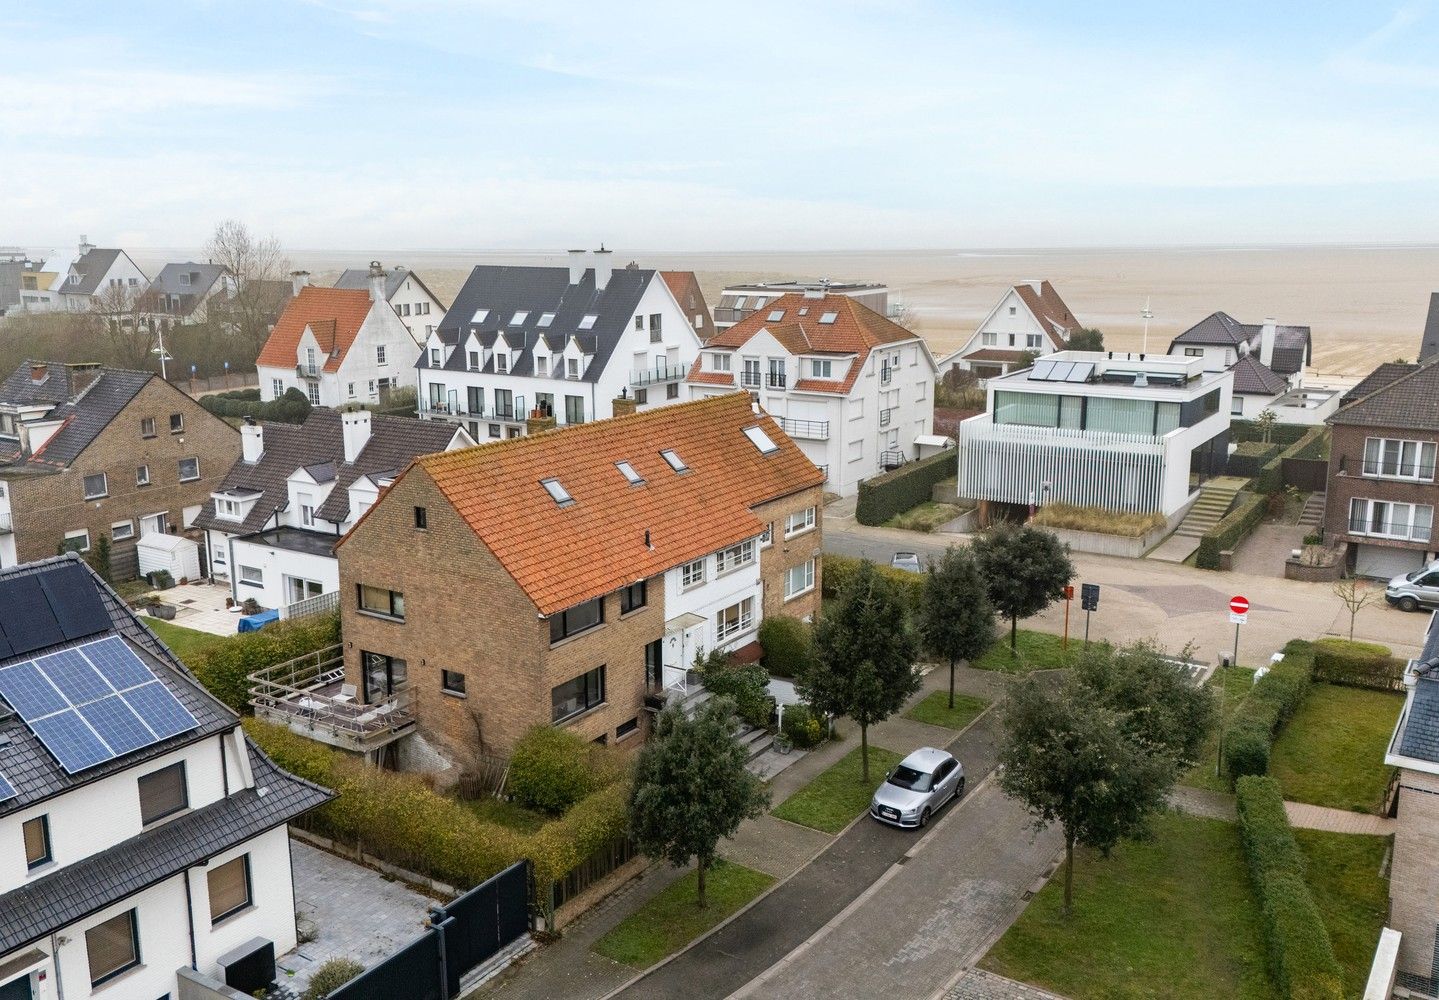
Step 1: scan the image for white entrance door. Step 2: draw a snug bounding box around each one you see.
[139,512,169,537]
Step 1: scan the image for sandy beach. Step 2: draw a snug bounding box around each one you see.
[127,245,1439,378]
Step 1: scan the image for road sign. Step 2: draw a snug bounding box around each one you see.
[1229,596,1249,615]
[1063,585,1074,601]
[1081,583,1100,612]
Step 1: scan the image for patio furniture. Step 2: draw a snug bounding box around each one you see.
[335,683,357,704]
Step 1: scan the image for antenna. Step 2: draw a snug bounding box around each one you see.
[1140,298,1153,355]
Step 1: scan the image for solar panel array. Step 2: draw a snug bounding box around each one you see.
[0,561,111,661]
[0,636,199,774]
[1029,359,1095,383]
[0,769,15,803]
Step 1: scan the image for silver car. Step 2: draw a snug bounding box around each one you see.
[891,551,923,574]
[1386,561,1439,612]
[870,747,964,829]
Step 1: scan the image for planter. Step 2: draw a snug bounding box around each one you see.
[1040,524,1169,558]
[148,604,177,621]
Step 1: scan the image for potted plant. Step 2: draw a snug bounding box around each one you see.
[148,603,177,621]
[241,597,262,616]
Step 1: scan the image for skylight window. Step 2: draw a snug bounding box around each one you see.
[767,310,785,322]
[541,478,573,506]
[743,426,779,454]
[616,461,644,485]
[798,306,809,316]
[732,296,747,309]
[819,312,838,324]
[471,308,489,323]
[510,310,528,326]
[660,449,688,473]
[579,314,598,330]
[538,312,555,327]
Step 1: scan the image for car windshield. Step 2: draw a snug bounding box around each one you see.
[887,765,933,792]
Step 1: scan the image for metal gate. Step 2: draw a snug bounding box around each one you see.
[328,933,443,1000]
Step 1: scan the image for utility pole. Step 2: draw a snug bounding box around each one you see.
[1141,298,1153,355]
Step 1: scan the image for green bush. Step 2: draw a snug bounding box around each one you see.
[855,451,956,525]
[1253,427,1328,496]
[1230,419,1310,447]
[1224,639,1316,783]
[200,386,312,424]
[1311,638,1404,691]
[1227,441,1281,478]
[509,726,612,815]
[185,612,340,712]
[780,703,826,748]
[699,660,775,729]
[1196,494,1267,570]
[1235,777,1345,1000]
[821,553,925,608]
[302,957,365,1000]
[758,615,813,677]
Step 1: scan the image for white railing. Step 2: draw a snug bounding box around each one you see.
[662,664,688,696]
[279,589,339,621]
[248,644,415,749]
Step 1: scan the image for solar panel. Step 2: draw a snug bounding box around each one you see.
[0,769,15,803]
[1065,362,1094,383]
[1031,359,1056,380]
[84,636,158,690]
[0,662,69,718]
[34,649,111,704]
[0,576,65,657]
[78,697,156,755]
[1048,361,1074,381]
[38,561,110,641]
[29,712,113,773]
[122,681,201,740]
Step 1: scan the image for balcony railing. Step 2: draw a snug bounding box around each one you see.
[420,400,482,419]
[880,407,895,427]
[881,365,893,385]
[296,364,320,380]
[1362,459,1437,481]
[773,416,830,441]
[740,372,762,389]
[766,372,787,389]
[631,363,688,387]
[0,512,11,534]
[248,644,415,752]
[1348,518,1432,543]
[491,396,525,422]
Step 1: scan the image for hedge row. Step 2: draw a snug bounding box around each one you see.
[1235,776,1345,1000]
[1196,494,1267,570]
[1230,419,1310,447]
[200,387,312,424]
[822,553,924,607]
[855,450,956,526]
[1254,427,1328,496]
[184,612,341,712]
[1225,639,1316,783]
[1311,637,1405,691]
[1226,442,1281,478]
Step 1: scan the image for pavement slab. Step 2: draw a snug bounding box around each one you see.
[717,814,834,879]
[944,969,1071,1000]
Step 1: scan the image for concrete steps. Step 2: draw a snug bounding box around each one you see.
[1298,492,1326,529]
[1173,483,1244,538]
[675,682,785,774]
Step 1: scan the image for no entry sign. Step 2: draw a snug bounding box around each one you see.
[1229,595,1249,625]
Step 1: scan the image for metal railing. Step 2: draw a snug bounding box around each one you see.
[248,643,416,750]
[1362,459,1437,481]
[766,372,787,389]
[296,364,319,379]
[773,416,830,440]
[1348,518,1432,543]
[0,512,10,534]
[880,365,893,385]
[631,363,688,387]
[420,400,482,419]
[880,407,895,427]
[740,372,762,389]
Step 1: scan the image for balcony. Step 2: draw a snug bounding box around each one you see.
[880,407,895,427]
[420,400,482,421]
[249,644,415,752]
[1361,459,1437,481]
[1347,518,1432,544]
[631,363,688,387]
[766,372,787,389]
[773,416,830,441]
[296,364,320,380]
[740,372,762,389]
[491,396,525,422]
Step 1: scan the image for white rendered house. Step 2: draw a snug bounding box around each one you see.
[415,249,703,440]
[0,556,330,1000]
[937,281,1080,379]
[955,351,1234,518]
[333,266,446,340]
[256,264,424,408]
[686,292,937,496]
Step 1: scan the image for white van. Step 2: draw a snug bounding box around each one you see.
[1386,560,1439,612]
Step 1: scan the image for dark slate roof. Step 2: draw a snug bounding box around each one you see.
[1422,293,1439,364]
[1231,355,1290,396]
[1270,325,1311,376]
[1168,311,1254,348]
[1330,358,1439,431]
[426,265,654,382]
[60,248,123,297]
[0,261,21,313]
[0,362,153,471]
[1399,674,1439,763]
[1342,362,1420,405]
[150,261,228,298]
[0,556,239,818]
[334,266,440,306]
[0,740,332,955]
[192,409,460,534]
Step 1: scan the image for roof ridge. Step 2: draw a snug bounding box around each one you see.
[1331,356,1439,420]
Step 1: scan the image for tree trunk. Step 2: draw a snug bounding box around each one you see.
[861,723,870,782]
[1010,615,1018,654]
[1062,831,1075,917]
[1349,612,1356,641]
[697,857,708,909]
[948,655,957,709]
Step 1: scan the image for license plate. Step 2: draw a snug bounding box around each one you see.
[880,807,899,819]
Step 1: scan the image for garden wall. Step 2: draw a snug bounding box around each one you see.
[856,451,957,525]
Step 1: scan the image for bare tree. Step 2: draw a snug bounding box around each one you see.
[89,283,159,371]
[1333,577,1383,641]
[204,219,290,356]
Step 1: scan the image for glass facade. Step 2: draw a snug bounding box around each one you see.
[995,391,1185,437]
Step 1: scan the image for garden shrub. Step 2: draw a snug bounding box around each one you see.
[699,660,775,729]
[758,615,813,677]
[508,725,618,815]
[1226,441,1281,478]
[1230,419,1309,447]
[200,386,312,424]
[1253,427,1328,496]
[1196,494,1267,570]
[1224,639,1316,783]
[821,553,925,608]
[780,703,826,748]
[1312,637,1404,691]
[184,611,340,711]
[302,957,365,1000]
[1235,777,1345,1000]
[855,450,956,525]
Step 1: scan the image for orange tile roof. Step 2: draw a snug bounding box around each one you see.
[687,293,919,395]
[689,371,736,387]
[395,393,824,615]
[1013,281,1078,343]
[255,286,374,372]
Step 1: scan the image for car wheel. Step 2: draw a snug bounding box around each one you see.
[957,777,966,799]
[920,807,931,827]
[1400,596,1420,613]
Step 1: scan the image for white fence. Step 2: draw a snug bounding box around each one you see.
[279,589,340,621]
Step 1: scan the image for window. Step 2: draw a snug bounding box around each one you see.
[139,762,188,825]
[83,473,108,499]
[471,308,489,323]
[767,310,785,322]
[635,315,644,331]
[681,558,705,588]
[140,416,156,438]
[401,303,411,316]
[811,359,833,379]
[552,665,606,723]
[1231,396,1245,416]
[785,506,816,537]
[208,855,252,923]
[620,580,647,614]
[536,356,549,376]
[111,520,135,541]
[299,493,315,526]
[634,388,648,405]
[660,449,687,472]
[1026,334,1042,348]
[567,357,581,379]
[169,413,183,434]
[489,423,501,438]
[542,478,574,506]
[760,522,773,547]
[347,382,356,399]
[496,353,509,373]
[178,457,200,482]
[307,382,320,405]
[579,314,598,330]
[377,344,387,365]
[711,353,732,372]
[743,425,779,454]
[617,717,639,739]
[715,539,756,574]
[494,388,514,419]
[414,505,427,529]
[1348,498,1434,542]
[358,584,405,620]
[442,670,467,696]
[617,461,644,485]
[1184,347,1203,357]
[1363,437,1437,481]
[1008,305,1018,316]
[216,497,241,519]
[667,383,679,400]
[741,358,761,388]
[538,312,555,327]
[62,529,90,553]
[732,295,748,309]
[981,332,997,346]
[649,313,662,342]
[86,909,140,986]
[550,597,604,643]
[819,312,837,324]
[1201,389,1220,415]
[715,597,755,642]
[238,565,263,586]
[23,815,51,869]
[785,560,816,599]
[429,348,441,366]
[535,392,554,416]
[565,395,585,424]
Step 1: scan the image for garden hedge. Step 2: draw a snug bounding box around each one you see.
[1253,427,1328,496]
[758,615,813,678]
[1226,441,1281,478]
[508,725,621,815]
[1196,494,1267,570]
[184,612,341,712]
[200,386,312,424]
[1224,639,1316,783]
[821,553,925,608]
[1230,419,1310,447]
[1311,637,1405,691]
[855,450,956,526]
[1235,776,1345,1000]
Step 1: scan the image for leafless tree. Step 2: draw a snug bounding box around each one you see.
[1333,576,1383,641]
[204,219,290,356]
[86,283,164,371]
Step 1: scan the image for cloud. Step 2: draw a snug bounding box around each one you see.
[1327,4,1439,88]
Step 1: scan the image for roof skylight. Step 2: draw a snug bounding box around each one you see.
[579,314,598,330]
[471,308,489,323]
[511,311,529,326]
[743,426,779,454]
[732,296,747,309]
[538,312,555,327]
[541,478,574,506]
[798,306,809,316]
[819,312,838,324]
[660,449,688,473]
[767,310,785,321]
[616,461,644,485]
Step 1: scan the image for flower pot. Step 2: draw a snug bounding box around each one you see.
[148,604,177,621]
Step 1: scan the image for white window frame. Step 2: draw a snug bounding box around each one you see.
[785,506,816,538]
[82,472,108,500]
[711,353,732,372]
[238,565,264,586]
[111,520,135,542]
[178,457,200,482]
[715,597,755,643]
[271,378,284,398]
[136,465,150,487]
[216,498,241,520]
[785,559,816,600]
[1363,437,1437,482]
[812,359,833,379]
[759,522,773,548]
[715,539,756,575]
[1348,497,1434,542]
[377,344,387,365]
[681,559,705,589]
[63,529,90,553]
[981,332,997,346]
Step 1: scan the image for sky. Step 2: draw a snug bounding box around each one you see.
[5,1,1439,251]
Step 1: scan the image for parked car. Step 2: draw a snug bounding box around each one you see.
[1386,561,1439,612]
[870,747,964,829]
[891,551,922,573]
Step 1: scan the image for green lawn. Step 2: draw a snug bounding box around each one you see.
[884,501,966,533]
[1270,683,1403,813]
[1182,666,1257,793]
[144,618,223,666]
[905,691,990,730]
[592,860,774,967]
[1296,829,1390,999]
[771,745,905,833]
[459,797,550,835]
[982,812,1276,1000]
[973,630,1076,674]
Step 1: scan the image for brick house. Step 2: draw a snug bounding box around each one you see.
[0,362,239,578]
[1323,360,1439,579]
[335,392,824,771]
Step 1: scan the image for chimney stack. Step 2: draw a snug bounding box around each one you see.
[290,270,311,296]
[367,261,386,304]
[78,235,93,256]
[341,409,373,464]
[568,249,586,286]
[241,416,264,462]
[1259,318,1276,368]
[593,245,613,291]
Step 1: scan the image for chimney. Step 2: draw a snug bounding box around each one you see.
[241,416,264,462]
[1259,318,1276,368]
[290,270,311,296]
[341,409,372,464]
[367,261,386,304]
[594,245,613,291]
[1022,278,1042,293]
[567,249,586,285]
[30,363,47,384]
[78,235,94,256]
[611,395,639,417]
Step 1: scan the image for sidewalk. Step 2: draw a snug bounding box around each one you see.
[1169,784,1396,835]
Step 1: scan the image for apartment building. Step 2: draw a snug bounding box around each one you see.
[712,280,890,332]
[937,281,1079,379]
[335,393,824,771]
[332,265,445,340]
[686,292,936,496]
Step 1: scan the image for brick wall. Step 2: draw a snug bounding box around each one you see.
[4,377,239,576]
[1324,423,1439,557]
[755,485,824,623]
[1391,767,1439,977]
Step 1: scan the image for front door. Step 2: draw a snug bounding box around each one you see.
[140,511,169,537]
[0,975,34,1000]
[362,651,407,702]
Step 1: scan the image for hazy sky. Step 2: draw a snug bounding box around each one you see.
[7,1,1439,250]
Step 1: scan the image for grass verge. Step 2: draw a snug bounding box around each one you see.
[144,617,223,666]
[771,745,904,833]
[1031,503,1166,537]
[592,860,774,967]
[1183,666,1257,794]
[1269,683,1402,813]
[1295,829,1390,998]
[973,630,1076,674]
[884,501,966,533]
[982,812,1276,1000]
[905,691,990,730]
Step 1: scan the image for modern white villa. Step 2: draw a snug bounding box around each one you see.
[954,351,1234,518]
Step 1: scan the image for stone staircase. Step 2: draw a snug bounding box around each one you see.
[1173,479,1245,539]
[670,683,804,779]
[1298,491,1326,530]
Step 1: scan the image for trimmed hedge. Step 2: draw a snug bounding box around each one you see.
[1196,494,1266,570]
[1226,441,1281,478]
[1231,419,1310,447]
[200,386,312,424]
[758,615,813,678]
[1225,639,1316,783]
[821,553,924,608]
[1235,776,1345,1000]
[856,451,956,526]
[186,612,340,712]
[1254,427,1327,496]
[509,725,621,815]
[1311,637,1405,691]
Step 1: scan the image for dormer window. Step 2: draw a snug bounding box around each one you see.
[567,358,580,379]
[471,308,489,323]
[661,449,688,473]
[179,273,191,286]
[496,354,509,374]
[811,359,833,379]
[541,478,574,506]
[429,348,441,366]
[579,314,598,330]
[538,312,555,327]
[536,356,549,376]
[468,350,480,370]
[510,311,528,326]
[732,296,747,309]
[617,461,644,485]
